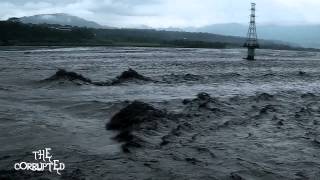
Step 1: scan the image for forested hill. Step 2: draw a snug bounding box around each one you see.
[0,21,311,50]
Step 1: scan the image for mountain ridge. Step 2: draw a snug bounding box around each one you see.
[179,23,320,48]
[7,13,320,49]
[15,13,105,29]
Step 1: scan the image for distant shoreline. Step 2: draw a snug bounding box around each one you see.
[0,44,319,53]
[1,21,319,52]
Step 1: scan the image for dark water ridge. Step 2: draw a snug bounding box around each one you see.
[1,47,320,179]
[41,68,320,85]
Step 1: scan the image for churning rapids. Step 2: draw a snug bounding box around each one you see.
[0,47,320,180]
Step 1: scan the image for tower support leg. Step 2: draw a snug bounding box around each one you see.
[247,48,255,60]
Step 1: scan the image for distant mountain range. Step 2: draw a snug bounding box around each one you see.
[8,14,320,48]
[1,19,307,51]
[14,13,105,29]
[181,23,320,48]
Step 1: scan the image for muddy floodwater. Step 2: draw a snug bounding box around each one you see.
[0,47,320,179]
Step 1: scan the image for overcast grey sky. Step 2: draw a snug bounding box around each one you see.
[0,0,319,27]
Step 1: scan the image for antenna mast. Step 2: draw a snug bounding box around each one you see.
[244,3,259,60]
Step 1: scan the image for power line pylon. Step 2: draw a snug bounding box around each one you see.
[244,3,259,60]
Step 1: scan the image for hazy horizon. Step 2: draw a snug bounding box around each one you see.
[1,0,320,28]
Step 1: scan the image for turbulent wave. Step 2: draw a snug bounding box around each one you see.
[1,47,320,179]
[103,91,320,179]
[42,68,153,86]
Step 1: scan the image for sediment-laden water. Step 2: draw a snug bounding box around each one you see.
[0,47,320,179]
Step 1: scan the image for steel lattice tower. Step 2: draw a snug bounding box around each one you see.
[244,3,259,60]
